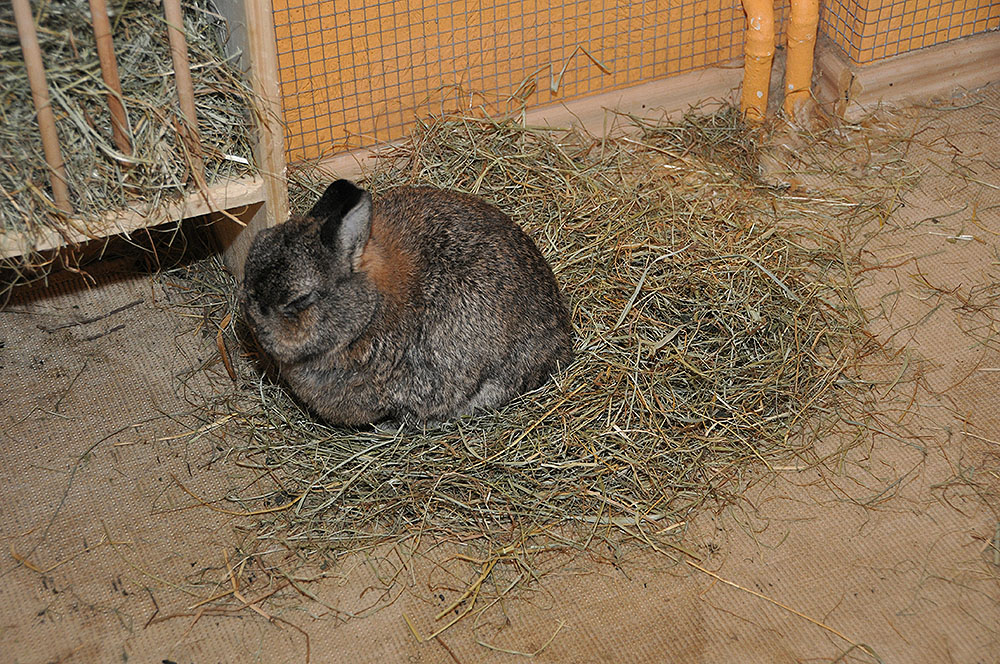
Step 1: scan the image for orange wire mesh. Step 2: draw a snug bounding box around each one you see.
[272,0,794,162]
[272,0,997,163]
[821,0,999,65]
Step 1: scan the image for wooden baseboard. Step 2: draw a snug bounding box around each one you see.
[0,175,265,259]
[814,30,1000,120]
[311,62,745,182]
[522,61,743,135]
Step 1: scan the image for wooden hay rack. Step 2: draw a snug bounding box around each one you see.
[2,0,288,275]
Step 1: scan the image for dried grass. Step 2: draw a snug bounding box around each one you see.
[166,106,895,572]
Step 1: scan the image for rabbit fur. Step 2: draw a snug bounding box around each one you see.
[240,179,573,426]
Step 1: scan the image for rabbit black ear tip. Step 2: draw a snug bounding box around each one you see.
[327,179,363,199]
[314,180,366,216]
[309,180,357,222]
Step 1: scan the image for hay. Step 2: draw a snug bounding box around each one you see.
[0,0,257,265]
[165,106,889,578]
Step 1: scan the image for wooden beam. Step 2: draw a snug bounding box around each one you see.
[244,0,288,226]
[814,31,1000,120]
[0,176,265,259]
[212,0,289,279]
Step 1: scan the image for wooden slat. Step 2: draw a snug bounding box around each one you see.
[0,176,266,259]
[162,0,206,185]
[88,0,132,155]
[11,0,72,213]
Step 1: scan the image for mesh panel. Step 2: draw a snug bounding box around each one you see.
[821,0,999,64]
[272,0,998,163]
[272,0,792,163]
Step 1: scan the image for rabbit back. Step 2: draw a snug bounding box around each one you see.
[372,187,571,419]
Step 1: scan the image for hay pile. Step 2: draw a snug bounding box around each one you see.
[167,106,887,572]
[0,0,257,258]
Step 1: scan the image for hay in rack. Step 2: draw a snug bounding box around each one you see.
[0,0,258,275]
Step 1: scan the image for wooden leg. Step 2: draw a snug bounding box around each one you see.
[212,202,265,279]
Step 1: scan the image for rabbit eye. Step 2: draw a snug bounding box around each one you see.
[282,291,318,316]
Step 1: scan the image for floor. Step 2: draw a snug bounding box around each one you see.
[1,83,998,663]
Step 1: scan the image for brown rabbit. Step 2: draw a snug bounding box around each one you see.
[240,179,573,426]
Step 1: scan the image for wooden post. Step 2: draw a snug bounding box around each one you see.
[162,0,206,185]
[740,0,775,122]
[245,0,288,227]
[12,0,73,213]
[88,0,132,156]
[210,0,289,278]
[783,0,820,121]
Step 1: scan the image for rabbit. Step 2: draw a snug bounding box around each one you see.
[240,179,573,426]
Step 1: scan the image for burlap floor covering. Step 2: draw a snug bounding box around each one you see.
[2,84,998,663]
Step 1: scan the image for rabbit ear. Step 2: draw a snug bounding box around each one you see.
[314,180,372,269]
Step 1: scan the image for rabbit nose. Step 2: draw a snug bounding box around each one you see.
[248,296,269,318]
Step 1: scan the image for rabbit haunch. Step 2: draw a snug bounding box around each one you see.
[240,179,573,426]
